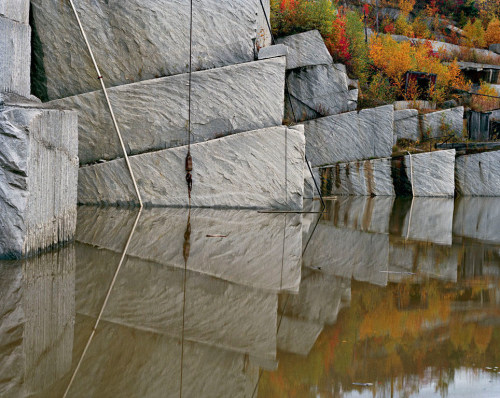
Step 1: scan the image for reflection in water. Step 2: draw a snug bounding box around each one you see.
[0,197,499,397]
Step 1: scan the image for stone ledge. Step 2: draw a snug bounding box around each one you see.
[78,125,305,210]
[49,57,287,165]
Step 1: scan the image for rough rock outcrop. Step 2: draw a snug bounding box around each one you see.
[319,157,395,196]
[0,105,78,259]
[455,150,500,196]
[76,206,302,292]
[285,63,357,122]
[0,0,29,24]
[31,0,270,100]
[394,109,419,141]
[78,125,305,210]
[277,30,333,70]
[420,107,464,139]
[0,16,30,98]
[49,57,286,165]
[303,105,394,167]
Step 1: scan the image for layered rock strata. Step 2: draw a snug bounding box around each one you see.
[49,57,287,165]
[455,150,500,196]
[31,0,271,100]
[78,125,305,209]
[303,105,394,167]
[0,104,78,259]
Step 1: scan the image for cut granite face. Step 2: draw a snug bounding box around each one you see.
[319,158,396,197]
[0,0,29,24]
[302,105,394,167]
[49,57,286,165]
[30,0,270,100]
[420,106,464,139]
[285,63,357,123]
[0,104,78,259]
[277,30,333,70]
[394,109,419,141]
[78,125,305,210]
[455,150,500,196]
[0,16,30,98]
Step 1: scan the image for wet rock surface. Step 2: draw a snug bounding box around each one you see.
[78,125,305,210]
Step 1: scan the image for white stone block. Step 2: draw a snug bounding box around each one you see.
[0,0,29,24]
[303,105,394,167]
[394,109,419,141]
[0,105,78,259]
[456,150,500,196]
[0,16,30,98]
[420,106,464,139]
[78,125,305,210]
[49,58,286,165]
[31,0,268,99]
[258,44,288,60]
[277,30,333,70]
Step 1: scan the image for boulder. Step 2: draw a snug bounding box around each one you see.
[420,106,464,139]
[490,43,500,55]
[0,0,29,24]
[76,206,302,292]
[277,30,333,70]
[455,150,500,196]
[302,105,394,167]
[49,57,286,165]
[78,125,305,210]
[30,0,269,100]
[0,105,78,259]
[319,157,395,197]
[0,16,30,98]
[403,150,456,197]
[285,63,357,122]
[394,109,419,141]
[258,44,288,60]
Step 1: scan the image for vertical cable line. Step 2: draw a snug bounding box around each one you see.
[68,0,143,208]
[184,0,194,204]
[257,1,325,210]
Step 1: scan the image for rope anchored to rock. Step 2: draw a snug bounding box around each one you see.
[185,0,194,204]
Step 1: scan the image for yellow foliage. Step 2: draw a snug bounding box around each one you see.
[369,35,471,99]
[472,82,500,111]
[486,18,500,46]
[398,0,415,17]
[462,19,487,48]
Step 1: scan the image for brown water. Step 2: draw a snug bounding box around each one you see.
[0,197,499,397]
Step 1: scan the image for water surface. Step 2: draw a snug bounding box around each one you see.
[1,197,499,397]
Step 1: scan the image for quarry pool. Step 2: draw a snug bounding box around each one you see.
[1,197,499,397]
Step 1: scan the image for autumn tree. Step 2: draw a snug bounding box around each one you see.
[486,18,500,46]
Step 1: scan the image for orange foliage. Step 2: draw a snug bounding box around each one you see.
[486,18,500,47]
[472,82,500,111]
[398,0,415,17]
[369,35,471,99]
